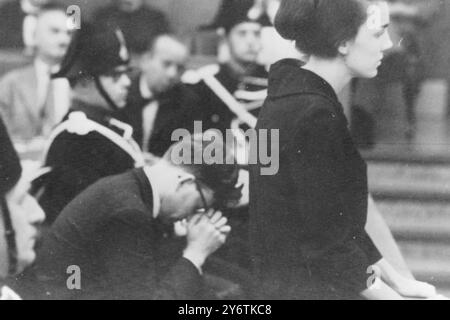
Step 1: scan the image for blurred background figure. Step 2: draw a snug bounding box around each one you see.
[93,0,171,56]
[183,0,270,136]
[0,2,72,143]
[0,0,50,51]
[1,116,45,300]
[120,34,193,157]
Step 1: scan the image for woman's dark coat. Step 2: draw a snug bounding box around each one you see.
[249,59,381,300]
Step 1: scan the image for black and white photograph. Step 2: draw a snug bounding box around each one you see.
[0,0,450,303]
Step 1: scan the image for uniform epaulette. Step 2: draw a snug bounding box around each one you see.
[65,112,95,136]
[181,64,220,84]
[43,112,145,168]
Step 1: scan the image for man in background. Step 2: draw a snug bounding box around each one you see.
[93,0,171,55]
[121,34,196,157]
[183,0,270,136]
[0,3,72,142]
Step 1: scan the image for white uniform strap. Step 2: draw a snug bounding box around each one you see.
[42,112,145,168]
[202,74,258,129]
[183,65,258,128]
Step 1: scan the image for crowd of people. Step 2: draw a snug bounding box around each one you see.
[0,0,447,300]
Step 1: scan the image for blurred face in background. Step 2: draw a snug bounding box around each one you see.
[116,0,144,12]
[0,180,45,277]
[226,22,263,65]
[140,36,189,95]
[34,10,72,65]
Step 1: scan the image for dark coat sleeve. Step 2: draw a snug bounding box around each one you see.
[97,210,203,300]
[0,116,21,195]
[286,102,381,294]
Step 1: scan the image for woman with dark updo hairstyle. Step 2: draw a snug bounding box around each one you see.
[250,0,438,299]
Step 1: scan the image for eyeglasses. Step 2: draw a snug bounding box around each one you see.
[1,197,17,275]
[194,180,211,214]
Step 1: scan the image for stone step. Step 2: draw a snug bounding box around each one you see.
[376,200,450,241]
[362,145,450,166]
[368,163,450,202]
[396,241,450,296]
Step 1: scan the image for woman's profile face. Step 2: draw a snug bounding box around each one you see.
[343,1,393,78]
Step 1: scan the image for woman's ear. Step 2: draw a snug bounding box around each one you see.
[338,40,351,56]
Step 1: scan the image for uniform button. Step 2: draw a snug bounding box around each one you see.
[211,114,220,123]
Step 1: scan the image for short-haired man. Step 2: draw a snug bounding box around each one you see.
[121,34,195,156]
[0,3,72,141]
[183,0,271,136]
[14,136,242,300]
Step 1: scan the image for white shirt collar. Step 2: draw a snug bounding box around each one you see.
[143,167,161,218]
[139,75,154,100]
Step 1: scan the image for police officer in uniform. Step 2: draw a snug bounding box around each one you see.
[183,0,271,135]
[34,24,144,224]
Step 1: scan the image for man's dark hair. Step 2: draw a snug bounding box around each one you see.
[163,133,242,210]
[275,0,373,58]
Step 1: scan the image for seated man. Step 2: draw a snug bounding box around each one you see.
[15,135,242,300]
[0,2,72,142]
[1,116,45,300]
[93,0,171,55]
[121,34,198,157]
[34,25,142,224]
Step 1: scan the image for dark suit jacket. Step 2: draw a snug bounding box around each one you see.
[0,116,21,196]
[249,59,381,300]
[121,75,197,157]
[37,101,137,224]
[15,169,203,300]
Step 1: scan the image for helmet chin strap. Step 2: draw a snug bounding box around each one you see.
[94,76,120,112]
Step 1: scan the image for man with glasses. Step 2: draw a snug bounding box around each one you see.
[13,135,242,300]
[33,24,143,225]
